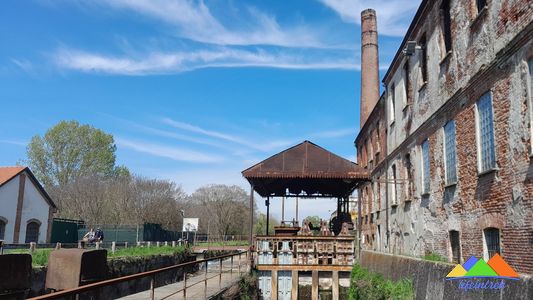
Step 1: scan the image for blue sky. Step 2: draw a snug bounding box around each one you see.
[0,0,419,220]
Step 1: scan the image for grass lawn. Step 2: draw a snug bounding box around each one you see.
[7,245,189,267]
[7,249,54,267]
[195,241,249,247]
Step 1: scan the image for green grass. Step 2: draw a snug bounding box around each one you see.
[7,249,54,267]
[6,246,189,267]
[195,241,249,247]
[108,245,188,258]
[422,253,448,262]
[349,264,414,300]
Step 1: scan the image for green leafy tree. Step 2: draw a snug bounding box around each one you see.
[25,120,118,187]
[254,213,279,235]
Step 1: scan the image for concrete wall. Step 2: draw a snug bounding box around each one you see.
[28,253,197,298]
[360,250,533,300]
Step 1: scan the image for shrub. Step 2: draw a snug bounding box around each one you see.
[422,253,447,262]
[349,264,414,300]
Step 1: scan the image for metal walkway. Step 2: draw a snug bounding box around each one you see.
[119,258,246,299]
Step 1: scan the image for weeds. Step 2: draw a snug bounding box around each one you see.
[349,264,414,300]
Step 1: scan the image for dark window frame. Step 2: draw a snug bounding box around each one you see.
[484,227,501,258]
[450,230,461,263]
[440,0,452,53]
[25,221,41,243]
[419,34,428,83]
[476,0,487,14]
[0,218,6,240]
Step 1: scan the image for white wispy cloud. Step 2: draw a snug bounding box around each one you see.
[95,0,335,49]
[0,139,27,146]
[162,117,296,152]
[310,128,354,139]
[11,58,34,73]
[317,0,421,37]
[115,137,224,163]
[53,47,357,75]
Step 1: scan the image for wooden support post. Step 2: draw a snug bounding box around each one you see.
[266,196,270,235]
[150,275,155,300]
[312,270,318,300]
[281,196,285,224]
[296,196,299,226]
[332,271,339,300]
[291,270,298,300]
[249,184,254,247]
[271,270,278,300]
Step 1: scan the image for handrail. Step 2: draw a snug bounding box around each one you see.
[30,250,248,300]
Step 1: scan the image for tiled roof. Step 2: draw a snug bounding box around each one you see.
[0,166,57,209]
[0,166,26,186]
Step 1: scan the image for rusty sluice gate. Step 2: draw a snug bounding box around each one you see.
[242,141,368,299]
[0,254,32,299]
[45,249,108,292]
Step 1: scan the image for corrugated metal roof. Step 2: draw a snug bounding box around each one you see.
[242,141,368,197]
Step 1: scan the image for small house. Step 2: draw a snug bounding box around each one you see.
[0,166,57,244]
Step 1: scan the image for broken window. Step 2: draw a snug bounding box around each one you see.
[449,230,461,264]
[419,34,428,83]
[476,0,487,14]
[444,120,457,184]
[421,139,430,194]
[440,0,452,54]
[484,228,500,259]
[391,164,398,205]
[390,84,396,124]
[403,61,410,106]
[404,154,413,199]
[476,92,496,173]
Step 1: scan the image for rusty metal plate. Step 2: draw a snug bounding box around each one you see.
[45,249,107,290]
[0,254,32,291]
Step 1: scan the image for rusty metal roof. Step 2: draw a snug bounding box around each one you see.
[242,141,368,197]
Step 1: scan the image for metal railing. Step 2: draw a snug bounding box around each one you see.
[30,250,249,300]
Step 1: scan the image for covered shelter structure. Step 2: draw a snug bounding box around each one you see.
[242,140,368,238]
[242,141,368,299]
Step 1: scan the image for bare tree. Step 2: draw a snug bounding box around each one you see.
[189,184,252,236]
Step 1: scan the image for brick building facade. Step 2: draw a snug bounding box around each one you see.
[355,0,533,274]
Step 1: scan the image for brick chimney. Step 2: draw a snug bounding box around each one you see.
[360,8,380,128]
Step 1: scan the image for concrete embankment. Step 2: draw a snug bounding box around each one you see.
[360,250,533,300]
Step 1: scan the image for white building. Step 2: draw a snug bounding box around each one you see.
[0,166,57,244]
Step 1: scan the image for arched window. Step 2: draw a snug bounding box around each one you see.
[0,217,7,240]
[483,227,500,259]
[25,220,41,243]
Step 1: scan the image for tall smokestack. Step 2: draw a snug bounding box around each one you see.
[360,9,380,128]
